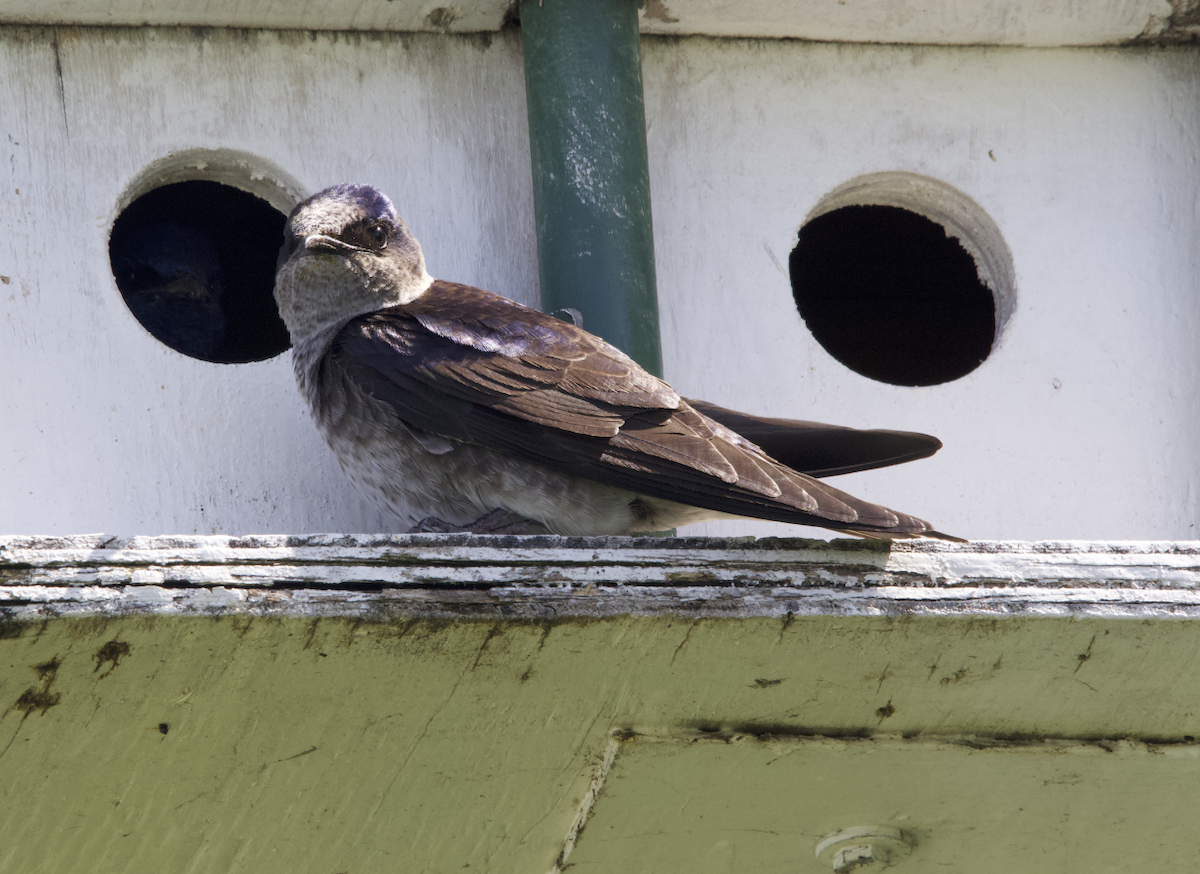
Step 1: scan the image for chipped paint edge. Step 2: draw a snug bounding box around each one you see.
[4,535,1200,622]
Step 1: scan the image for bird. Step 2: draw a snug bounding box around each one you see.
[273,183,960,540]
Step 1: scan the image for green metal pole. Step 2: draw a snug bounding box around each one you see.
[519,0,664,378]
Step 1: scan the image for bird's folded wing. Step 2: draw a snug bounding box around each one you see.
[404,281,678,415]
[687,399,943,478]
[331,288,940,536]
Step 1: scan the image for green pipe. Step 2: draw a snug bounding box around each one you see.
[519,0,664,378]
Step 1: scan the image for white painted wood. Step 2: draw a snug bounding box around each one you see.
[637,0,1177,45]
[4,535,1200,620]
[0,28,538,536]
[642,40,1200,541]
[0,0,1188,46]
[1,29,1197,542]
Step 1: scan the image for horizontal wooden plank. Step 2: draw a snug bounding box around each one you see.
[0,1,1188,45]
[5,604,1199,874]
[3,535,1200,621]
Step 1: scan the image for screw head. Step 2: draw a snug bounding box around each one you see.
[815,826,913,871]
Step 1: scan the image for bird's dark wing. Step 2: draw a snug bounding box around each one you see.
[359,281,678,438]
[331,281,943,536]
[687,400,942,478]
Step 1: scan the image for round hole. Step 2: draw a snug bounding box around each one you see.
[789,172,1015,387]
[109,150,304,363]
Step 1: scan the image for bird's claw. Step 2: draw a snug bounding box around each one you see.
[408,509,551,536]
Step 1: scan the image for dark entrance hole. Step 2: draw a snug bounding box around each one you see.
[790,205,996,386]
[109,180,291,363]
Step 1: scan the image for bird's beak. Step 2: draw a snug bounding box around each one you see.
[304,234,354,254]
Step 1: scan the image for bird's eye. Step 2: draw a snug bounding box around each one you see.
[341,221,389,251]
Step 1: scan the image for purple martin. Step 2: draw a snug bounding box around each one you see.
[274,184,959,539]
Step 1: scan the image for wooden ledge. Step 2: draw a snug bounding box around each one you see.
[4,534,1200,621]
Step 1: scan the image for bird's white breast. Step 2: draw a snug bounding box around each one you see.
[290,329,709,534]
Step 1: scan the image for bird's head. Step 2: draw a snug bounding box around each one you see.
[274,184,432,341]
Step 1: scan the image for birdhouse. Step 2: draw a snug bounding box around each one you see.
[3,2,1199,872]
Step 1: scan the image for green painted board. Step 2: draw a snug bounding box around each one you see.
[3,612,1200,873]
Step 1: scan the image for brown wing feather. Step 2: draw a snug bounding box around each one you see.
[332,282,946,537]
[687,399,943,478]
[410,281,677,410]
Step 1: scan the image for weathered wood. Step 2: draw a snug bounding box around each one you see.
[0,0,1186,45]
[4,535,1200,621]
[566,732,1200,873]
[3,590,1200,874]
[3,29,1200,542]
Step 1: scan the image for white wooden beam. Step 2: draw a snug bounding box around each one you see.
[4,535,1200,620]
[0,0,1193,45]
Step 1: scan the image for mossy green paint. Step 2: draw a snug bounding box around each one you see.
[2,614,1199,872]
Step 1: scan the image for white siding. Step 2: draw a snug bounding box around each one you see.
[0,0,1181,45]
[0,29,537,535]
[2,28,1198,540]
[643,40,1200,540]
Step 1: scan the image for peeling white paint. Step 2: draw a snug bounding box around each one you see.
[0,0,1184,45]
[4,535,1200,621]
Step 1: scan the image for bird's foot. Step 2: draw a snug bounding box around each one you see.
[408,509,551,536]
